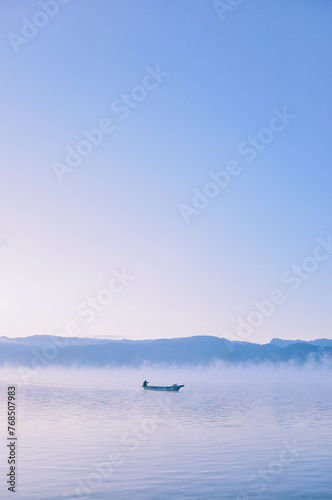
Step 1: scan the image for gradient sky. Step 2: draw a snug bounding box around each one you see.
[1,0,331,342]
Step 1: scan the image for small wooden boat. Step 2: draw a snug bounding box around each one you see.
[142,380,184,391]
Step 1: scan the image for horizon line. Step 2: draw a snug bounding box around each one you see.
[1,333,331,345]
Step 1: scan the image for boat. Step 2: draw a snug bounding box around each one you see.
[142,380,184,391]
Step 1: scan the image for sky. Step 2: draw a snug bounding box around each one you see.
[0,0,331,342]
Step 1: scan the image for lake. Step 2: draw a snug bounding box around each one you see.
[0,364,332,499]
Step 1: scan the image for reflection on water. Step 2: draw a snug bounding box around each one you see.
[0,366,332,499]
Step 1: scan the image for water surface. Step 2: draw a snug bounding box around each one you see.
[0,365,331,499]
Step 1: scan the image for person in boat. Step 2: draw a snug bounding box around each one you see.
[143,380,148,387]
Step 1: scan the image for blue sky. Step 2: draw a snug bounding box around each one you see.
[1,0,331,342]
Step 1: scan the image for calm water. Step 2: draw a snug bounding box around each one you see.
[1,365,332,499]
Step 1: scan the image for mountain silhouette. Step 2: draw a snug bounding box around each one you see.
[0,335,331,367]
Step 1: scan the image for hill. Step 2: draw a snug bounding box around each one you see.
[0,335,331,368]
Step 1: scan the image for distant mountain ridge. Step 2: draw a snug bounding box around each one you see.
[270,338,332,348]
[0,335,331,368]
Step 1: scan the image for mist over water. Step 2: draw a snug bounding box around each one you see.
[1,364,331,499]
[2,357,332,387]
